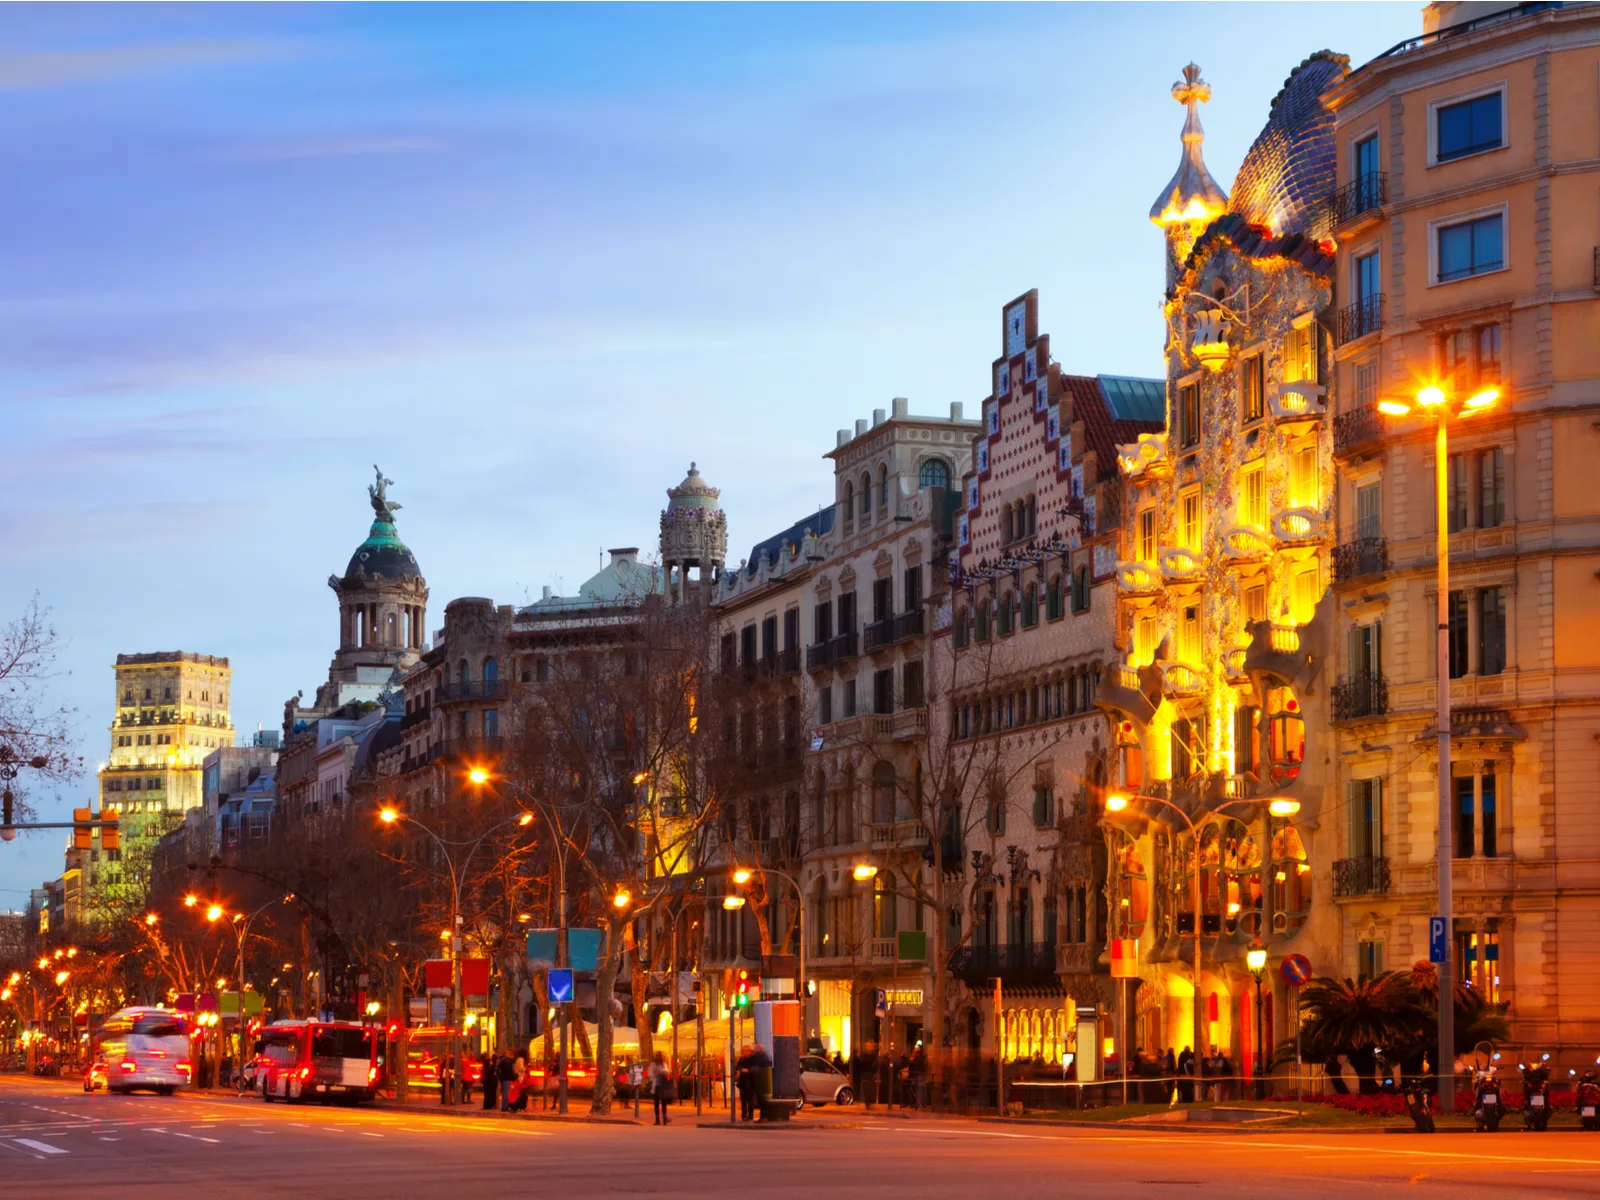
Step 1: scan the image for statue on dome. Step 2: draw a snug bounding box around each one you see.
[369,464,401,522]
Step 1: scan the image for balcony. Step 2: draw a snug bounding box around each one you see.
[437,680,508,702]
[863,609,925,652]
[949,941,1058,986]
[1331,673,1389,722]
[1334,403,1384,458]
[1333,855,1390,898]
[776,645,801,676]
[1333,536,1389,583]
[1117,431,1169,478]
[400,705,432,731]
[805,631,857,672]
[1268,380,1327,429]
[1270,508,1323,545]
[1221,525,1273,560]
[1337,294,1383,346]
[1159,547,1202,582]
[1116,562,1162,595]
[1330,172,1386,228]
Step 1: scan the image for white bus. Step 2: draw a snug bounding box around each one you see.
[96,1007,192,1095]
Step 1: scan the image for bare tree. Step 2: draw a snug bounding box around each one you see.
[0,597,80,821]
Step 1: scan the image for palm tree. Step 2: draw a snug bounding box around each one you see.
[1405,960,1511,1062]
[1297,972,1427,1094]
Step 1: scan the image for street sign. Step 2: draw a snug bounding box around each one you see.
[568,928,603,973]
[548,968,574,1005]
[526,930,558,968]
[1280,953,1313,987]
[1429,917,1448,964]
[874,988,887,1017]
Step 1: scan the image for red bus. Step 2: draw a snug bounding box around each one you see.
[257,1020,377,1104]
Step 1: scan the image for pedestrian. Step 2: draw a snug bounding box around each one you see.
[1217,1050,1233,1102]
[648,1051,675,1125]
[750,1041,773,1120]
[496,1048,516,1112]
[480,1050,497,1110]
[439,1052,454,1106]
[735,1044,756,1122]
[856,1040,880,1111]
[908,1043,929,1111]
[1178,1046,1195,1103]
[831,1051,846,1074]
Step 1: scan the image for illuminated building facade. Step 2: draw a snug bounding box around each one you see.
[1324,1,1600,1056]
[942,290,1163,1070]
[92,651,235,917]
[1098,55,1348,1073]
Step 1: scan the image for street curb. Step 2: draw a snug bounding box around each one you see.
[369,1100,641,1126]
[696,1120,858,1131]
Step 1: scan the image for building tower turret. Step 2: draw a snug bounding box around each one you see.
[659,463,727,606]
[1149,63,1229,289]
[324,466,429,695]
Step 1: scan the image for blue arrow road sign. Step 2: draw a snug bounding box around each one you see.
[549,968,574,1005]
[1429,917,1448,964]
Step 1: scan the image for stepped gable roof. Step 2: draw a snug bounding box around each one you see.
[1227,50,1350,240]
[1063,374,1166,483]
[1170,212,1335,299]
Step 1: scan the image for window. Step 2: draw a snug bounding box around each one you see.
[1021,583,1038,628]
[837,590,856,634]
[1455,776,1476,858]
[1355,481,1381,541]
[877,464,888,512]
[1354,133,1380,199]
[975,601,990,641]
[1478,586,1506,676]
[1447,590,1470,678]
[1243,582,1266,626]
[843,678,857,719]
[874,668,894,715]
[1357,940,1385,983]
[842,480,854,522]
[1447,454,1469,533]
[818,685,833,726]
[1478,447,1505,528]
[985,788,1007,836]
[997,592,1014,636]
[814,600,833,645]
[1348,778,1383,859]
[1071,564,1090,614]
[1032,784,1053,828]
[872,577,892,623]
[761,615,778,661]
[1138,508,1156,563]
[1477,323,1501,385]
[859,473,873,523]
[1178,383,1200,449]
[483,709,499,737]
[1354,250,1381,305]
[1438,213,1504,282]
[1354,360,1378,411]
[741,624,757,667]
[1234,703,1260,776]
[1284,323,1319,384]
[1241,464,1266,528]
[902,660,925,709]
[1240,353,1264,424]
[1291,566,1319,625]
[953,607,969,649]
[1178,603,1201,663]
[1180,489,1200,550]
[1046,574,1064,620]
[919,458,950,489]
[1134,613,1159,668]
[903,565,922,613]
[1437,91,1502,162]
[1292,443,1318,509]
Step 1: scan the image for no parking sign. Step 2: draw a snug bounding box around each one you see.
[1280,953,1313,987]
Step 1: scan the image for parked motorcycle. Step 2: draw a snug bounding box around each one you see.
[1573,1060,1600,1131]
[1404,1076,1436,1133]
[1520,1054,1552,1131]
[1473,1060,1504,1133]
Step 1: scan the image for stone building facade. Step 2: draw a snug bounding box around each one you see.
[1323,0,1600,1060]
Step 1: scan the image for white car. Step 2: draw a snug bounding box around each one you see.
[98,1007,191,1095]
[798,1055,855,1107]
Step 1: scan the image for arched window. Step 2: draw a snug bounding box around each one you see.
[1026,495,1037,537]
[873,870,897,938]
[872,761,896,825]
[1272,824,1311,935]
[457,660,469,687]
[919,458,950,489]
[859,473,873,524]
[1001,504,1014,544]
[843,480,855,522]
[1046,574,1063,620]
[876,464,888,512]
[483,657,499,684]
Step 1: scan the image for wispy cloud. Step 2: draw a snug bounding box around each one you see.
[0,38,299,91]
[224,135,446,162]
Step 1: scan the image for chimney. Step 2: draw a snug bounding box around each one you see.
[950,401,964,421]
[608,548,639,564]
[891,397,909,418]
[542,585,553,602]
[872,407,886,427]
[837,429,850,448]
[855,418,868,437]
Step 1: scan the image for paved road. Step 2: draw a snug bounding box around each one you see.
[5,1076,1600,1199]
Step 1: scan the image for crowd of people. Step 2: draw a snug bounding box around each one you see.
[1105,1045,1238,1103]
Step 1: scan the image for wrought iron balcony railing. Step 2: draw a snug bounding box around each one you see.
[1333,536,1389,583]
[437,680,508,701]
[1331,673,1389,721]
[805,631,858,672]
[1337,294,1383,345]
[1333,855,1391,898]
[1331,173,1386,226]
[1334,404,1384,457]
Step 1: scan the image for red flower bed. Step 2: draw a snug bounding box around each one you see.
[1289,1087,1576,1116]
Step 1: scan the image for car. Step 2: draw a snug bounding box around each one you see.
[83,1060,109,1093]
[798,1055,854,1107]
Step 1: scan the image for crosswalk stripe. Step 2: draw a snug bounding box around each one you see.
[13,1139,69,1155]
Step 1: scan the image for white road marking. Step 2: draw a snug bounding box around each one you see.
[358,1131,384,1138]
[99,1137,119,1142]
[13,1138,68,1155]
[169,1131,220,1144]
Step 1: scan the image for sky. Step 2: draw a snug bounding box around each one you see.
[0,1,1424,899]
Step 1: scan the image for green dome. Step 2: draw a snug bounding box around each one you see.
[345,518,420,581]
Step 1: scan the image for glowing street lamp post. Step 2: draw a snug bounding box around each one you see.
[1377,380,1499,1113]
[1106,792,1298,1099]
[204,893,296,1093]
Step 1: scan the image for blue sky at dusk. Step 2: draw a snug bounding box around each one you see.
[0,2,1422,896]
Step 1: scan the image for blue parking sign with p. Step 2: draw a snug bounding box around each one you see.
[1429,917,1448,964]
[549,968,574,1005]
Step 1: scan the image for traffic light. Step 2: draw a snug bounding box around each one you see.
[99,815,119,853]
[733,968,752,1010]
[73,808,92,851]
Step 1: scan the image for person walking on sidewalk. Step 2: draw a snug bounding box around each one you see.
[648,1051,675,1125]
[496,1048,516,1112]
[735,1045,757,1122]
[480,1050,496,1110]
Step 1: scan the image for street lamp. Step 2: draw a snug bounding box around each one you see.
[851,864,878,881]
[195,891,297,1092]
[1246,943,1268,1099]
[1378,379,1499,1113]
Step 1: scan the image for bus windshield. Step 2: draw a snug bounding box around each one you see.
[312,1028,371,1059]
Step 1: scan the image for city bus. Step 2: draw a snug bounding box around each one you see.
[257,1020,377,1104]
